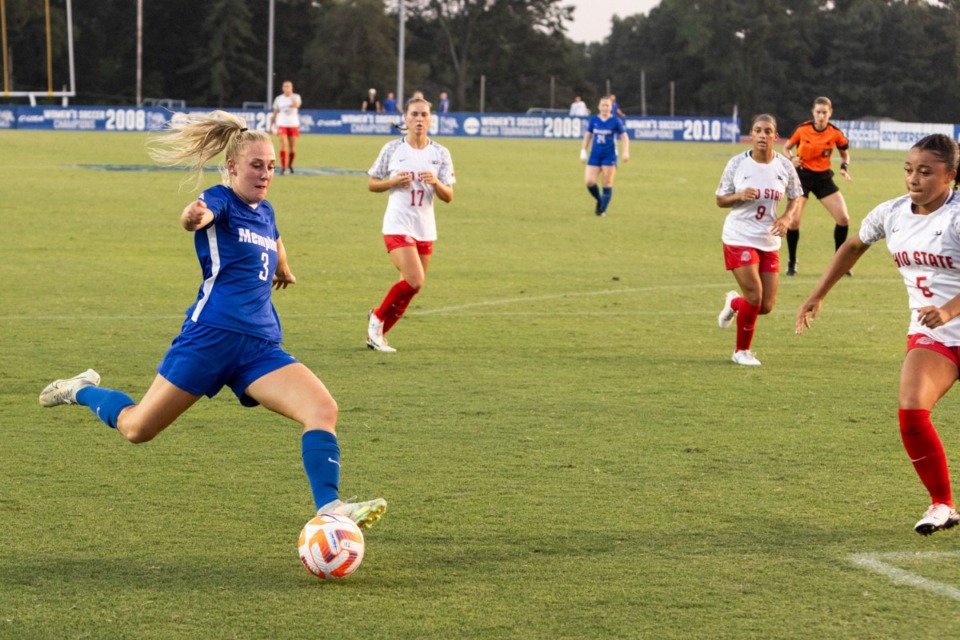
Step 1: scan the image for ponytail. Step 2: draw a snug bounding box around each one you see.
[148,110,270,190]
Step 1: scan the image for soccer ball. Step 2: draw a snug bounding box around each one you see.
[298,513,365,580]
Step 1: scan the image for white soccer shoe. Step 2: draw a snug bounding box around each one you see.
[914,503,960,536]
[366,310,397,353]
[718,290,739,329]
[39,369,101,407]
[731,350,761,366]
[318,497,388,530]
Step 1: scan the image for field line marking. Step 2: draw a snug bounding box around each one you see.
[417,278,903,315]
[850,551,960,601]
[417,284,721,315]
[0,278,904,321]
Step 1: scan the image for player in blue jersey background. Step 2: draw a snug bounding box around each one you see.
[39,110,386,531]
[580,96,630,216]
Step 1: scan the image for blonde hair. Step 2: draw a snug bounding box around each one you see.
[147,110,271,190]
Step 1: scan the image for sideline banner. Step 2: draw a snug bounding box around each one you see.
[4,104,959,148]
[0,105,738,142]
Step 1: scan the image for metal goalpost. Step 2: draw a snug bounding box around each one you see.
[1,0,76,104]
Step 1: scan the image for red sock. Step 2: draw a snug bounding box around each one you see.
[280,150,287,170]
[899,409,953,507]
[735,299,759,351]
[289,151,295,168]
[375,280,417,330]
[384,290,417,333]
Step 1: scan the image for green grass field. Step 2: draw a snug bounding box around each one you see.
[3,129,960,639]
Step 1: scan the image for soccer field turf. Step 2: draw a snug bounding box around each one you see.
[3,130,960,639]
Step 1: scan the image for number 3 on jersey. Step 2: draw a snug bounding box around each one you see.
[258,252,270,281]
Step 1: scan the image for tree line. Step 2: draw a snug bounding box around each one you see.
[5,0,960,127]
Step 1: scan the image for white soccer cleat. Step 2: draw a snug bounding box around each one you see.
[318,497,387,530]
[718,290,739,329]
[366,310,397,353]
[39,369,101,407]
[914,503,960,536]
[731,350,761,366]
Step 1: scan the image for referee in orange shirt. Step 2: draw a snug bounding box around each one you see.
[782,96,853,276]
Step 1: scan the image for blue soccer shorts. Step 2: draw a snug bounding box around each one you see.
[157,323,298,407]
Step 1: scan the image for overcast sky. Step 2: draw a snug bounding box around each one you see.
[564,0,661,43]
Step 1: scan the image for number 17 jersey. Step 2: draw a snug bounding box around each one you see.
[368,137,456,241]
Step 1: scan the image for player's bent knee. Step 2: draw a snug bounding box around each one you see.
[118,421,161,444]
[403,276,425,291]
[301,396,338,431]
[116,409,168,444]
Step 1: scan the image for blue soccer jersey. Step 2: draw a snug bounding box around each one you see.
[184,184,282,342]
[587,115,625,165]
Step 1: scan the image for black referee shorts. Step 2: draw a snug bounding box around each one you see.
[797,168,840,200]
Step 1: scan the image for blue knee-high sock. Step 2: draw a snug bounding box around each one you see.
[302,430,340,510]
[601,187,613,211]
[75,387,135,429]
[587,184,601,202]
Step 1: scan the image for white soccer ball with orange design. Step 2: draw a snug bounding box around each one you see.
[297,513,365,580]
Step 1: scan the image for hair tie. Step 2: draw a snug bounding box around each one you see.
[240,127,248,132]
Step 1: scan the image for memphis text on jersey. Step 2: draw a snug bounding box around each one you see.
[238,227,277,252]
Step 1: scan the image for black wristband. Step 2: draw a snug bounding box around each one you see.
[840,162,849,171]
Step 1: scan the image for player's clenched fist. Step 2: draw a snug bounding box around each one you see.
[180,199,214,231]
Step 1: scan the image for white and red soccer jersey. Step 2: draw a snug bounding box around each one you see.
[272,93,301,128]
[368,137,456,241]
[716,151,802,252]
[859,191,960,345]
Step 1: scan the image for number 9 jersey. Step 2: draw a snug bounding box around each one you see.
[716,150,802,251]
[368,137,456,241]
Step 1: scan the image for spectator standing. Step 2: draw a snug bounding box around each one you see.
[569,96,590,117]
[362,88,380,112]
[439,92,450,113]
[383,91,398,113]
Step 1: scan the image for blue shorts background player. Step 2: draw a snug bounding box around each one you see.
[39,110,386,531]
[580,96,630,216]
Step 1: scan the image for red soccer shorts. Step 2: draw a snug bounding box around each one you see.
[384,234,433,255]
[276,126,299,137]
[723,244,780,273]
[907,334,960,374]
